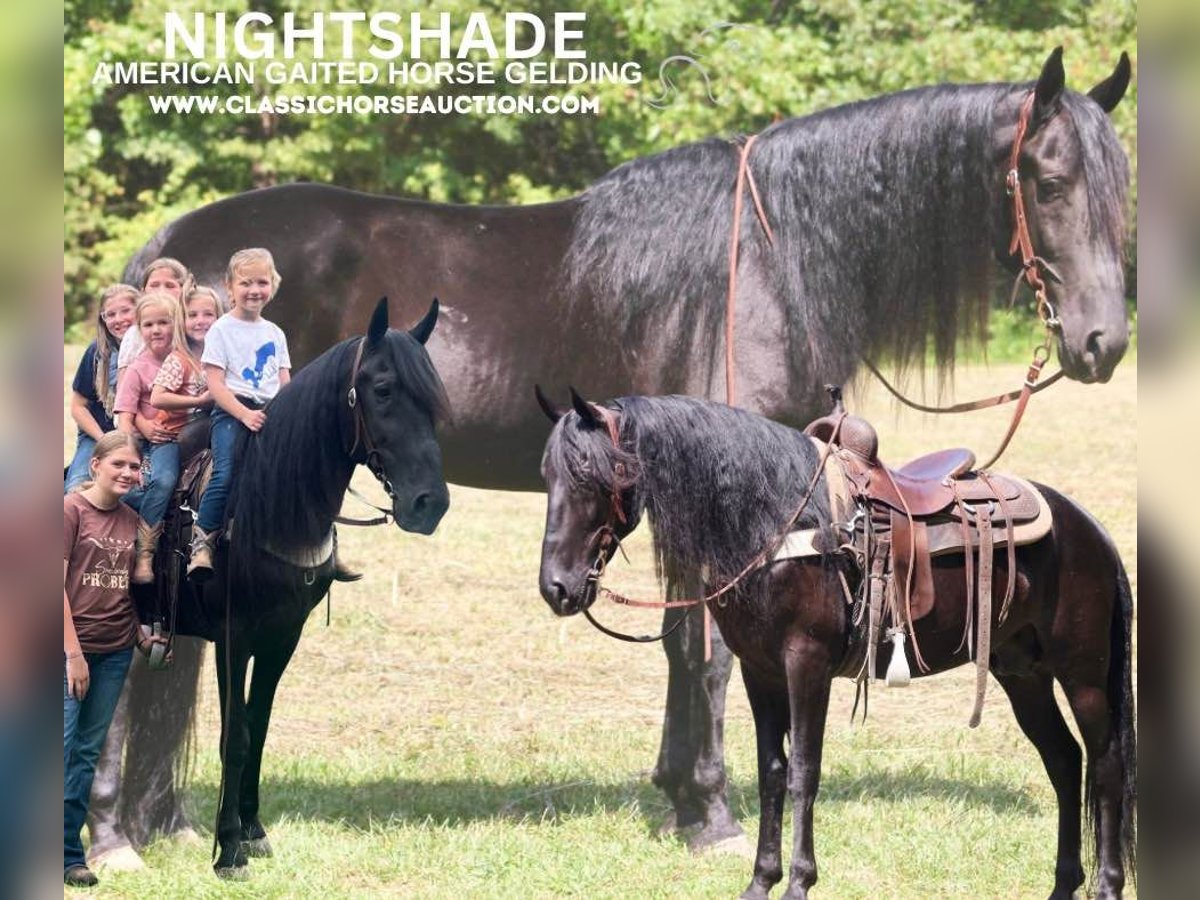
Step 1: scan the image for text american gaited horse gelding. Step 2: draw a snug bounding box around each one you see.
[108,48,1131,852]
[536,391,1135,899]
[158,299,449,877]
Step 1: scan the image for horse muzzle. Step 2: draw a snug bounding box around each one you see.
[394,485,450,535]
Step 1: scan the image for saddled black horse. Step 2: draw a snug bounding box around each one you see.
[536,391,1136,898]
[105,48,1132,853]
[153,299,449,877]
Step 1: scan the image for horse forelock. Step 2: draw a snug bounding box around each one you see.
[1059,91,1130,259]
[383,330,452,425]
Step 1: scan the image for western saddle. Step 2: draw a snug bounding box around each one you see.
[793,387,1051,726]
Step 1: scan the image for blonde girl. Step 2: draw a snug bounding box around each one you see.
[113,292,185,583]
[189,248,292,579]
[150,285,222,434]
[65,284,139,492]
[116,257,193,382]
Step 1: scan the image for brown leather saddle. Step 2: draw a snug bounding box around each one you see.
[802,387,1051,725]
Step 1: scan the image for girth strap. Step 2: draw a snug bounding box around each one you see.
[969,512,994,728]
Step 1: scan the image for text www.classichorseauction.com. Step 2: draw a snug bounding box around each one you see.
[91,10,640,117]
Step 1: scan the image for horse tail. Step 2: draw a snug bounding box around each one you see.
[1103,556,1137,884]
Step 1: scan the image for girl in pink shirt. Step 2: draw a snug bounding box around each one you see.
[112,292,183,584]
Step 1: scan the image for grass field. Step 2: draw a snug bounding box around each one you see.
[63,348,1136,898]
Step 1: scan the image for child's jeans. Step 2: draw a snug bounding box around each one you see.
[195,407,246,533]
[122,440,180,526]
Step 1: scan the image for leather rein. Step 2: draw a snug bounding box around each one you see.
[336,337,400,528]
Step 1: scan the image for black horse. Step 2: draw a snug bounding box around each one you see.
[160,298,449,877]
[536,391,1136,899]
[110,48,1132,852]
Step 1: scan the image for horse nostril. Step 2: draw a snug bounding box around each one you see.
[412,492,431,515]
[1085,329,1105,363]
[551,581,569,607]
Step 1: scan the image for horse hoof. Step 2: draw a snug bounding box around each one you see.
[88,844,146,873]
[695,833,755,860]
[241,836,273,858]
[214,863,250,881]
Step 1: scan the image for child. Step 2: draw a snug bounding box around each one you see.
[65,285,139,492]
[116,257,191,385]
[113,292,185,584]
[63,432,164,888]
[149,285,222,430]
[188,249,291,579]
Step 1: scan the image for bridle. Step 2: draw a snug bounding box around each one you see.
[337,337,400,527]
[1006,90,1063,335]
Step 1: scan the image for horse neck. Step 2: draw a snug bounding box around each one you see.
[755,82,1016,374]
[237,352,359,553]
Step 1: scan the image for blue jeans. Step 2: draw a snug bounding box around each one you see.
[64,434,97,493]
[64,647,133,870]
[196,408,244,533]
[122,440,180,526]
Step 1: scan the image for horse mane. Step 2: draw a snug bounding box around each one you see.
[227,330,449,561]
[563,82,1129,386]
[546,396,830,592]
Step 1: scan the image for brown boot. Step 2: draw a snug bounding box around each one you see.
[333,553,363,583]
[186,526,217,582]
[133,519,163,585]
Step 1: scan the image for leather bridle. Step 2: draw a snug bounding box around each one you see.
[337,337,400,527]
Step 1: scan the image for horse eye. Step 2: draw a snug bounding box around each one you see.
[1037,178,1066,202]
[373,383,392,399]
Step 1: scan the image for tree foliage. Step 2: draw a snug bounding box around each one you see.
[64,0,1136,326]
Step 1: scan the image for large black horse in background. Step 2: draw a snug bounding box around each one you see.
[102,48,1131,855]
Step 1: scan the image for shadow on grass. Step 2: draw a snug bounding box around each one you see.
[183,767,1037,835]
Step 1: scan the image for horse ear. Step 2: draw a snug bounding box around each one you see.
[568,386,603,428]
[534,384,564,423]
[409,297,439,345]
[1033,46,1065,125]
[367,296,389,346]
[1087,52,1131,114]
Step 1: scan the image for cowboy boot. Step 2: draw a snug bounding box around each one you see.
[331,526,362,582]
[133,519,163,585]
[333,553,363,583]
[186,526,217,582]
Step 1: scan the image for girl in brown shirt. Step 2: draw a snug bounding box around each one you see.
[63,432,162,887]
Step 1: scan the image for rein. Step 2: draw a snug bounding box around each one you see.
[578,404,840,658]
[858,91,1065,470]
[335,337,398,527]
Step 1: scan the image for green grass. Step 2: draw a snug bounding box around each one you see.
[64,349,1136,897]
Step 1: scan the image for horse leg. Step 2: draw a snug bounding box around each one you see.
[739,665,790,900]
[994,665,1085,899]
[120,636,206,846]
[781,638,833,900]
[84,677,139,866]
[213,636,252,878]
[238,627,303,858]
[1060,677,1127,899]
[653,597,744,851]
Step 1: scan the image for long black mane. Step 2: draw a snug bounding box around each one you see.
[226,331,449,563]
[547,396,831,590]
[563,82,1129,385]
